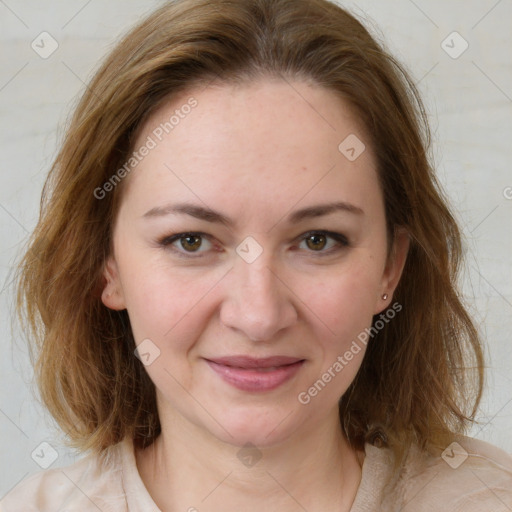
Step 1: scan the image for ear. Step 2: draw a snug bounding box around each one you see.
[374,227,410,314]
[101,256,127,310]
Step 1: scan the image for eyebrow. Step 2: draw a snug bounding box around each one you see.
[142,201,364,226]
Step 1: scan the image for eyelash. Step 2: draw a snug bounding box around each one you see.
[157,230,350,258]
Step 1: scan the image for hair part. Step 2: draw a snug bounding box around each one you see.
[16,0,484,472]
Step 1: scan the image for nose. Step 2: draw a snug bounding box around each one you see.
[219,254,298,342]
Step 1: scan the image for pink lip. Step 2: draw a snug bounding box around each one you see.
[205,356,305,392]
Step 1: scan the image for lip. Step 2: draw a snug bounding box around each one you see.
[205,356,305,392]
[207,355,303,368]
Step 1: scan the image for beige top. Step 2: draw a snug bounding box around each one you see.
[2,435,512,511]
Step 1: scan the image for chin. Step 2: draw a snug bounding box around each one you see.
[204,404,306,449]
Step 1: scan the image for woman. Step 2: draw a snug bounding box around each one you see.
[4,0,512,510]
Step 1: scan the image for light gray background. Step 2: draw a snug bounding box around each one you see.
[1,0,511,498]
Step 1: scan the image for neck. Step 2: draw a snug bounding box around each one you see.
[136,406,364,512]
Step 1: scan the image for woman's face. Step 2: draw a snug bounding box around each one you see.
[102,78,409,448]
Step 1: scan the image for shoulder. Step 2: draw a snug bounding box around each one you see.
[0,440,129,512]
[382,435,512,511]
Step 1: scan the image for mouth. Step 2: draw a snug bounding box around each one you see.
[204,355,305,392]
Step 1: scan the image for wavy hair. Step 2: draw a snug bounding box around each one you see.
[15,0,484,469]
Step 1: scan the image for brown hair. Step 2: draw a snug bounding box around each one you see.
[15,0,484,469]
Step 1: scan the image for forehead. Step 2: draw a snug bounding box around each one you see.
[119,78,381,222]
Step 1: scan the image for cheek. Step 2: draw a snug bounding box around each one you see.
[120,264,218,392]
[293,267,378,402]
[117,254,221,346]
[298,261,381,342]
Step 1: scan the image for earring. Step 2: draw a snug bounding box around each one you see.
[382,293,388,300]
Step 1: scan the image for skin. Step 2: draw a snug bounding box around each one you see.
[102,77,409,512]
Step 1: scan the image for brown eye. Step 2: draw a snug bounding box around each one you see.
[158,231,215,257]
[305,233,327,251]
[180,234,203,251]
[297,231,349,255]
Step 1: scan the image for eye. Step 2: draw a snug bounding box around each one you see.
[157,230,349,259]
[297,231,349,254]
[158,232,214,255]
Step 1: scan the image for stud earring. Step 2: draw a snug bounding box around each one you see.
[382,293,388,300]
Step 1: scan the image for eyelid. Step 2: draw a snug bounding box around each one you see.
[296,230,349,246]
[157,229,350,258]
[293,230,350,256]
[158,231,216,257]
